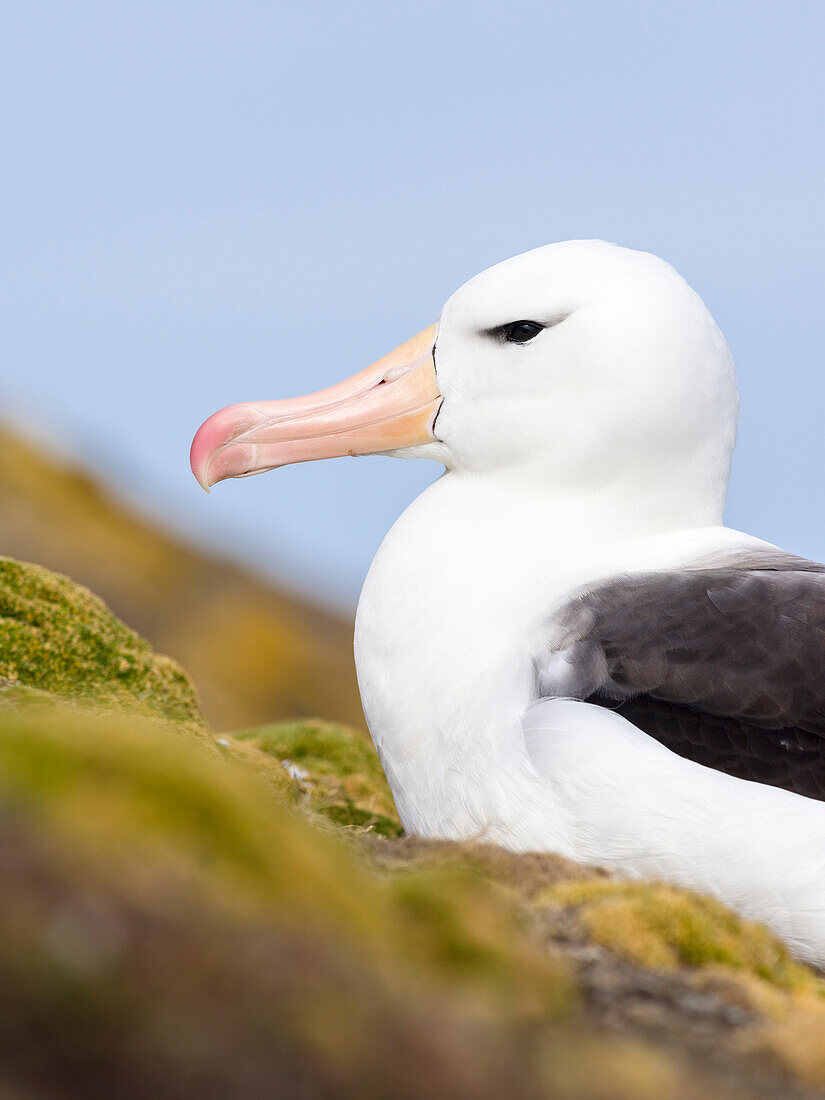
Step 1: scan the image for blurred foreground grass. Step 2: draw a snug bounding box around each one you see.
[1,553,825,1097]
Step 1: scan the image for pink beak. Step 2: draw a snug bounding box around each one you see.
[190,324,441,491]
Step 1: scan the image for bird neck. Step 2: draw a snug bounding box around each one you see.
[354,467,725,838]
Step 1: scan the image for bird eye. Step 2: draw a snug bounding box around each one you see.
[503,321,544,344]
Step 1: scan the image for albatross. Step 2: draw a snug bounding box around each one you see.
[190,241,825,965]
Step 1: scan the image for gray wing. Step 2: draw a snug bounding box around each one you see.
[547,549,825,800]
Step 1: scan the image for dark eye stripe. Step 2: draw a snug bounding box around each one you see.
[503,321,544,344]
[484,313,571,345]
[484,320,545,344]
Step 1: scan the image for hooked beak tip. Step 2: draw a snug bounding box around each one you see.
[190,429,216,492]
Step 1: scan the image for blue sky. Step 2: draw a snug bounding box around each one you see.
[2,1,824,606]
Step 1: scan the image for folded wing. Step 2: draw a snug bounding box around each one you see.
[545,549,825,800]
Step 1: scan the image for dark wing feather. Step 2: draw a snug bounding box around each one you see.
[557,549,825,799]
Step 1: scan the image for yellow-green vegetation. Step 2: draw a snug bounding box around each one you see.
[0,705,689,1099]
[543,874,825,1090]
[0,556,202,728]
[545,879,817,990]
[2,550,825,1095]
[226,718,403,837]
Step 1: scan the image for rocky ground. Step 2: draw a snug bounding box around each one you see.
[1,554,825,1098]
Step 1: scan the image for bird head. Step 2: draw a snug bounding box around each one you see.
[191,240,737,525]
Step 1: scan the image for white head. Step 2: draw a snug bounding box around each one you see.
[191,240,738,529]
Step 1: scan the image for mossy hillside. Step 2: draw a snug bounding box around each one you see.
[2,552,825,1092]
[544,879,821,993]
[0,556,203,734]
[0,427,363,730]
[225,718,403,837]
[543,870,825,1084]
[0,706,689,1100]
[376,842,824,999]
[0,707,817,1100]
[0,555,390,826]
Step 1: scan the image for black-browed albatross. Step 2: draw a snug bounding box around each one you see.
[191,241,825,964]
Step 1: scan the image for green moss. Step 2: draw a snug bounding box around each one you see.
[0,556,203,727]
[546,879,816,991]
[229,718,403,837]
[0,705,564,1008]
[318,797,401,838]
[0,708,366,920]
[0,706,605,1097]
[2,553,815,1093]
[212,732,297,805]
